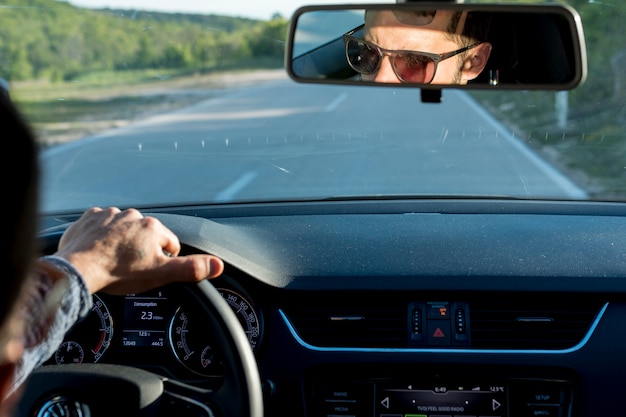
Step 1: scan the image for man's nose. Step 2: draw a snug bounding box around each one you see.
[374,56,401,83]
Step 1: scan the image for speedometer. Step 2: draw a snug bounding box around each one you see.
[217,288,261,351]
[169,287,261,377]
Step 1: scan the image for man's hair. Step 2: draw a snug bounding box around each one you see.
[446,11,492,47]
[444,10,492,82]
[365,9,491,47]
[0,93,39,323]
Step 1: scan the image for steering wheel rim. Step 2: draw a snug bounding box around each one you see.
[183,278,264,417]
[16,222,264,417]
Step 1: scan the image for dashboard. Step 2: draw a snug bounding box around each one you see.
[43,279,261,384]
[37,199,626,417]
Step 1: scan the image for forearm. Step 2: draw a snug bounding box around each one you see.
[10,256,92,393]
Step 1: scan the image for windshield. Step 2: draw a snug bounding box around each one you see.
[1,0,624,213]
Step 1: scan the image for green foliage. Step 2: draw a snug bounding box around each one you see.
[468,0,626,198]
[245,16,289,59]
[0,0,287,82]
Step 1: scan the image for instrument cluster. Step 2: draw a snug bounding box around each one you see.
[44,278,262,381]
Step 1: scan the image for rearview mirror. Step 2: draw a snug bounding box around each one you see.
[286,3,587,90]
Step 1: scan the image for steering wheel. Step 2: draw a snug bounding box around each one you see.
[15,215,264,417]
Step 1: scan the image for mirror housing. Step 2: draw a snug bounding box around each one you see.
[286,3,587,90]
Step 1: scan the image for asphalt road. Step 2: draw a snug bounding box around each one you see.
[40,76,586,212]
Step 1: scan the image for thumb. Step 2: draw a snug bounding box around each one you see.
[162,255,225,283]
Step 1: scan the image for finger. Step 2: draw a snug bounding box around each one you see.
[118,207,143,220]
[160,255,224,283]
[60,207,116,246]
[76,207,120,229]
[94,206,121,220]
[143,216,182,257]
[66,207,104,231]
[161,232,181,257]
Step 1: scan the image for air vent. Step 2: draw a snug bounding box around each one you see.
[282,294,605,351]
[470,299,604,350]
[284,305,406,348]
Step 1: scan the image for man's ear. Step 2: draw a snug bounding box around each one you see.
[461,42,493,81]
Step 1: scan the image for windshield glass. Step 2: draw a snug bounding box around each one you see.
[1,0,624,213]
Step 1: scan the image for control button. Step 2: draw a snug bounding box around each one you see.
[455,308,466,334]
[493,398,502,411]
[412,308,422,335]
[509,379,571,416]
[324,401,358,415]
[427,321,451,345]
[427,302,450,319]
[319,384,364,401]
[381,397,390,409]
[408,302,426,345]
[526,389,564,405]
[316,382,374,417]
[526,405,562,417]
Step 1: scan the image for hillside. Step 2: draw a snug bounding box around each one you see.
[0,0,288,83]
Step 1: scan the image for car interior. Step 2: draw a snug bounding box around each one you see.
[12,2,626,417]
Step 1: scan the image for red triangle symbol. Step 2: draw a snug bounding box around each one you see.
[433,328,445,338]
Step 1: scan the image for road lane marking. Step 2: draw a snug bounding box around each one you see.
[325,92,348,112]
[454,90,588,199]
[214,171,258,202]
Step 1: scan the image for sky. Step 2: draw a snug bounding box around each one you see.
[67,0,382,20]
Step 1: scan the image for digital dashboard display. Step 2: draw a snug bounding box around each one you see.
[122,291,169,349]
[375,383,507,417]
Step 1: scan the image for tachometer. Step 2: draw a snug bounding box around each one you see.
[169,288,260,377]
[52,294,113,364]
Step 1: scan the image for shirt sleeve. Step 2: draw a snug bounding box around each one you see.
[10,255,93,393]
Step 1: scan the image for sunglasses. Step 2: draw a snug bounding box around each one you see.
[343,29,481,84]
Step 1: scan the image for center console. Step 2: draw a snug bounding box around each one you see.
[306,367,575,417]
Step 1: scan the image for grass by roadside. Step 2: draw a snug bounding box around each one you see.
[469,90,626,200]
[10,68,287,146]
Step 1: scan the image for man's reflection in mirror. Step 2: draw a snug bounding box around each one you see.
[344,10,492,84]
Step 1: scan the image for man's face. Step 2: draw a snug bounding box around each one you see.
[362,10,470,84]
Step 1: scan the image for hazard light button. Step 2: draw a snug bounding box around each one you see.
[408,301,470,347]
[427,322,451,345]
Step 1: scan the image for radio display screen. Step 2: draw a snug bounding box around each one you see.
[310,372,571,417]
[376,383,507,416]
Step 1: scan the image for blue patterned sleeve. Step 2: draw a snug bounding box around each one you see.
[10,255,93,393]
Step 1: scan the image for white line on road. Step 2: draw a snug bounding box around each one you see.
[325,92,348,112]
[214,171,258,202]
[454,90,588,199]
